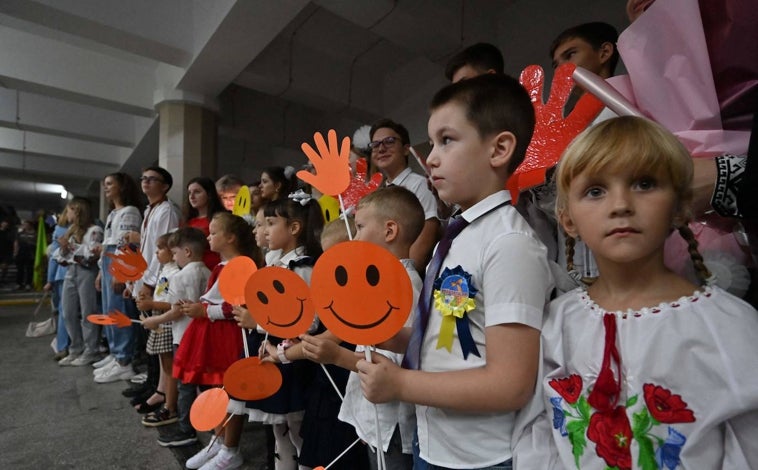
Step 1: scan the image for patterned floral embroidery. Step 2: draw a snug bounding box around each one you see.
[549,376,696,469]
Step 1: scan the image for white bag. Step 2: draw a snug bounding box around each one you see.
[25,292,56,338]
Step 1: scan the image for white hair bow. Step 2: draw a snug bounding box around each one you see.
[288,189,313,206]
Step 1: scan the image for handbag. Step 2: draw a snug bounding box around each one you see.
[25,292,57,338]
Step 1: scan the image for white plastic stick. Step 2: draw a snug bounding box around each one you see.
[365,347,386,470]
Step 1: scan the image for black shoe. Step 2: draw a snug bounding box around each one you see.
[122,383,151,398]
[157,429,197,447]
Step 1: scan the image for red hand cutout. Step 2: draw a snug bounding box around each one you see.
[341,158,383,211]
[507,63,603,202]
[298,129,351,197]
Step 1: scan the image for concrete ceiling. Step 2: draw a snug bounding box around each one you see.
[0,0,626,217]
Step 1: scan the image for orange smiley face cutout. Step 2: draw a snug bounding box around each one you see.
[244,266,315,338]
[310,241,413,345]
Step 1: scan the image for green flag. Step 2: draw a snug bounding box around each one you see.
[32,215,47,290]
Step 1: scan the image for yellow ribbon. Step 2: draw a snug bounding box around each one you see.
[434,289,476,351]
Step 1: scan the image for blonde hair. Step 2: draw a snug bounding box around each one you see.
[357,186,425,245]
[320,217,355,250]
[64,197,94,243]
[555,116,710,283]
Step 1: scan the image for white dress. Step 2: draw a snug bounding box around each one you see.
[514,286,758,470]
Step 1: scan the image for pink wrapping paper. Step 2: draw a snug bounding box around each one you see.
[609,0,750,157]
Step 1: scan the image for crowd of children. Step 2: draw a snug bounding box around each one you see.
[44,4,758,469]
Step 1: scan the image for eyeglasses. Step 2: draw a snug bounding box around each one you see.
[368,136,401,150]
[140,176,164,183]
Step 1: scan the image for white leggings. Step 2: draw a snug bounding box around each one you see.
[273,412,306,470]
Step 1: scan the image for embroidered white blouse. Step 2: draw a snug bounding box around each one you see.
[513,286,758,470]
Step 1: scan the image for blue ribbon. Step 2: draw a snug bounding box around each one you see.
[456,316,480,359]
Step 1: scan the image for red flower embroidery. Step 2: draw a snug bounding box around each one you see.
[643,384,696,423]
[587,406,633,470]
[549,374,582,404]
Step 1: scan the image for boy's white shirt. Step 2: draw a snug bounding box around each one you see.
[387,167,438,221]
[168,260,211,344]
[416,190,554,468]
[338,258,421,453]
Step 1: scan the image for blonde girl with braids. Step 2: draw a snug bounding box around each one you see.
[57,197,104,366]
[513,116,758,469]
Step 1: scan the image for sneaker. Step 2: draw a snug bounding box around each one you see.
[94,362,135,383]
[58,354,80,366]
[130,372,148,384]
[141,407,178,427]
[186,439,223,469]
[157,429,197,448]
[69,353,99,366]
[92,354,115,369]
[93,360,117,376]
[199,447,243,470]
[53,350,69,361]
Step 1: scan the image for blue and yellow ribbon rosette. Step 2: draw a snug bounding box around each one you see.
[433,266,481,359]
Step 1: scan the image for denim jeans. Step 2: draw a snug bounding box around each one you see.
[176,378,198,434]
[52,280,70,352]
[368,426,413,470]
[101,246,137,364]
[62,264,100,356]
[411,432,512,470]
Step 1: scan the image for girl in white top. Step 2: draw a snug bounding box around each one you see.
[513,116,758,469]
[94,172,143,381]
[57,197,104,366]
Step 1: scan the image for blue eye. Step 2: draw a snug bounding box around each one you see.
[634,177,656,191]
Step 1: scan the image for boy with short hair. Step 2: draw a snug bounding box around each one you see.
[358,74,555,469]
[215,174,245,212]
[146,227,211,447]
[301,186,425,469]
[550,22,619,88]
[445,42,505,83]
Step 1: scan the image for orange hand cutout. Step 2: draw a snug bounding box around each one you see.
[106,245,147,282]
[507,63,603,202]
[298,130,352,196]
[341,158,383,211]
[108,310,133,328]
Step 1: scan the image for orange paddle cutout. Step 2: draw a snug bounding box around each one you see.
[190,388,229,431]
[310,241,413,345]
[223,357,283,401]
[87,314,117,326]
[244,266,315,339]
[218,256,258,305]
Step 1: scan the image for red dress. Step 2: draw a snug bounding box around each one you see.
[172,262,243,385]
[186,216,221,270]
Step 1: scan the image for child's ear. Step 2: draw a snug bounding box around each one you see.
[385,220,399,243]
[598,41,614,67]
[558,208,579,239]
[490,131,517,170]
[289,220,302,236]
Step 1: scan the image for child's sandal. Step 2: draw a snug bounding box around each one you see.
[134,391,165,414]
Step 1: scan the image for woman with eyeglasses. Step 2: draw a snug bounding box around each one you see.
[92,172,144,383]
[369,118,440,271]
[182,176,224,270]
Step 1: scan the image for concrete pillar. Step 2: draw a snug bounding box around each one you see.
[155,101,217,205]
